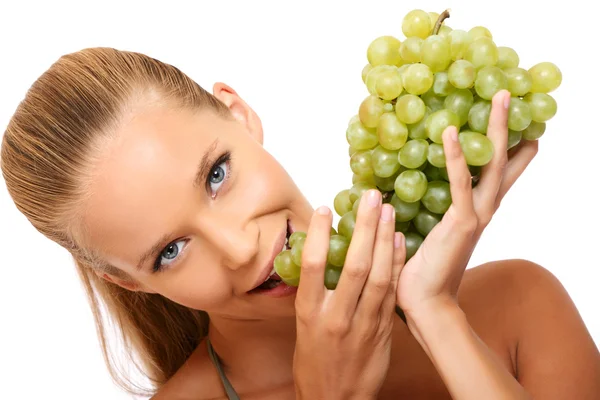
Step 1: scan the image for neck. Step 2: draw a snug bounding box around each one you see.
[206,313,298,385]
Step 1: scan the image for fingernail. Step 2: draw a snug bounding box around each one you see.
[449,126,458,142]
[316,206,330,215]
[503,92,511,109]
[381,204,394,221]
[394,232,403,249]
[367,189,381,207]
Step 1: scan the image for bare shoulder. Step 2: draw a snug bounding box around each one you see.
[459,259,600,398]
[151,339,227,400]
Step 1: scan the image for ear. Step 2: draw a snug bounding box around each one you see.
[212,82,264,144]
[95,270,156,294]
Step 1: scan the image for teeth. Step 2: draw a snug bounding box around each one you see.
[264,267,276,282]
[282,243,287,252]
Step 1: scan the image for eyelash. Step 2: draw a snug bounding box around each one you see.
[152,151,232,273]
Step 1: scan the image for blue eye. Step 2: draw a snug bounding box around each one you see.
[208,161,228,193]
[153,239,186,272]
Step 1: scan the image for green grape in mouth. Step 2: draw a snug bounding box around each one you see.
[273,8,561,302]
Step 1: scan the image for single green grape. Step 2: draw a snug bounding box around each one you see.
[421,35,452,72]
[377,112,408,150]
[274,250,301,284]
[508,130,522,150]
[426,109,460,144]
[376,68,404,100]
[428,12,440,28]
[346,120,378,150]
[324,265,342,290]
[394,169,428,202]
[444,89,474,126]
[507,97,532,131]
[432,72,455,97]
[403,63,434,95]
[458,130,494,166]
[350,150,374,177]
[407,107,432,139]
[504,67,532,97]
[421,180,452,214]
[427,143,446,168]
[528,62,562,93]
[395,94,426,124]
[365,65,397,95]
[465,37,498,69]
[389,194,421,222]
[447,59,476,89]
[421,90,445,112]
[349,182,376,203]
[348,115,360,126]
[405,231,424,260]
[474,66,508,100]
[359,95,386,128]
[327,235,350,268]
[333,189,352,217]
[402,9,432,39]
[496,46,519,69]
[468,100,491,133]
[338,212,356,239]
[371,145,401,178]
[291,236,306,266]
[367,36,403,66]
[524,93,557,122]
[400,37,423,63]
[398,139,429,169]
[352,173,376,186]
[521,121,546,140]
[468,26,492,41]
[289,232,307,248]
[448,29,471,60]
[361,64,373,83]
[413,208,442,237]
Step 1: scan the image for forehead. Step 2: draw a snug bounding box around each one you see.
[78,107,225,270]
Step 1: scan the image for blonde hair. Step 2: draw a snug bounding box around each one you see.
[1,47,232,396]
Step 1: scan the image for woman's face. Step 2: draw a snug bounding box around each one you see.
[78,84,315,320]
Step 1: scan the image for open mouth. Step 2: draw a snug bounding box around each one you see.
[248,221,294,294]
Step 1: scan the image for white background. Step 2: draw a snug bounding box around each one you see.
[1,0,598,398]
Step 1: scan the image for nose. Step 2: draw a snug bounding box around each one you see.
[198,214,260,271]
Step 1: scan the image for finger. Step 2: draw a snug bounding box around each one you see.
[475,90,510,203]
[442,125,475,220]
[382,232,405,325]
[497,139,539,201]
[332,189,382,315]
[356,203,396,322]
[296,206,332,310]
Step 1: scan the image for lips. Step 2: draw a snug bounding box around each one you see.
[247,220,294,293]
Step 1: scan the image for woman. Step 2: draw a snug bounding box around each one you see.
[1,47,598,399]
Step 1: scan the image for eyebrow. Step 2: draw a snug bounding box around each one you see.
[135,138,220,271]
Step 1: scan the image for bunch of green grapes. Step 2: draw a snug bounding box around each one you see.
[275,8,561,290]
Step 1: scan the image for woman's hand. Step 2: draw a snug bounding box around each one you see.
[292,191,405,400]
[396,89,539,334]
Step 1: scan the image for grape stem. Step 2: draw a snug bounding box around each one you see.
[433,9,451,35]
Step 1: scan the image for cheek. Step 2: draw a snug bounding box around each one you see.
[151,266,233,311]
